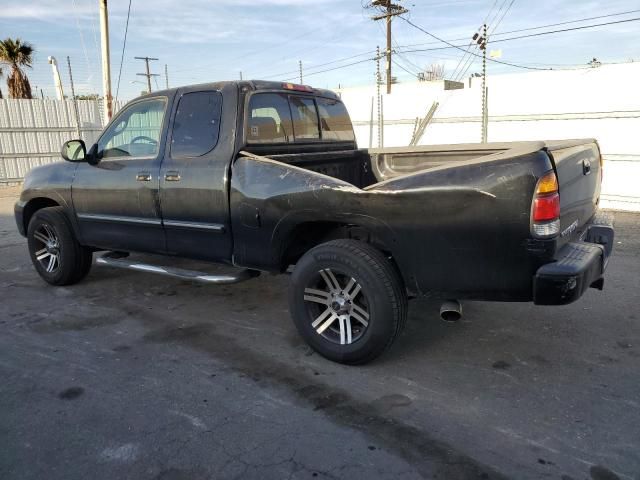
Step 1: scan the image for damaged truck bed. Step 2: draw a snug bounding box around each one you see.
[15,80,614,364]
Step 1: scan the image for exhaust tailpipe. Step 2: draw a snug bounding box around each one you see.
[440,300,462,322]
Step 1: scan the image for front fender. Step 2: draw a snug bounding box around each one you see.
[15,162,79,238]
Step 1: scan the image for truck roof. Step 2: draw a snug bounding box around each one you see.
[137,80,340,101]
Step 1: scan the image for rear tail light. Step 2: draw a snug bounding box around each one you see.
[532,171,560,238]
[533,195,560,221]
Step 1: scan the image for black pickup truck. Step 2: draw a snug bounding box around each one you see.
[15,80,614,364]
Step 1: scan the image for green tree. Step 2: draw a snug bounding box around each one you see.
[0,38,34,99]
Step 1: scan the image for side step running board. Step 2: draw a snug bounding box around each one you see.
[96,252,260,285]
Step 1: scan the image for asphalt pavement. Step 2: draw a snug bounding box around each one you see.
[1,185,639,480]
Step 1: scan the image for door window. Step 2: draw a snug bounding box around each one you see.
[97,98,166,159]
[171,91,223,158]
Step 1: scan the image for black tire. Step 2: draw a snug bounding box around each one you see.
[27,207,93,286]
[288,239,407,365]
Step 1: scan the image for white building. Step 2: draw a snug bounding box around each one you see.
[338,62,640,211]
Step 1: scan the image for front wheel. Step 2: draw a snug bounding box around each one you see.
[288,239,407,365]
[27,207,92,286]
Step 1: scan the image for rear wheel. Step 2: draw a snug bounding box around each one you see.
[27,207,92,286]
[289,239,407,365]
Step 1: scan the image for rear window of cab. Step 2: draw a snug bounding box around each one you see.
[247,92,355,144]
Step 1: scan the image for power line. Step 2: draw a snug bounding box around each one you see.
[490,0,516,34]
[261,50,376,80]
[456,0,516,81]
[488,16,640,45]
[153,11,639,89]
[171,24,329,75]
[392,57,420,77]
[482,0,500,25]
[282,57,375,82]
[449,0,502,84]
[486,0,508,32]
[494,8,640,35]
[395,9,640,49]
[454,50,478,82]
[394,51,423,74]
[270,10,636,86]
[70,0,94,89]
[398,16,552,71]
[396,15,640,70]
[115,0,132,104]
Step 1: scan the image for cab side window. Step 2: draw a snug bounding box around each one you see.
[98,98,166,159]
[171,91,223,158]
[316,97,355,142]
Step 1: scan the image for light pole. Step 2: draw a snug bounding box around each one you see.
[47,56,65,100]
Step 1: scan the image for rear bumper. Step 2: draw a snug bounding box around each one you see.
[533,212,614,305]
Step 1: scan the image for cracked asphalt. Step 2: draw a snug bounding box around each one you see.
[1,185,639,480]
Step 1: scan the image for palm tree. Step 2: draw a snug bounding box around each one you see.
[0,38,34,99]
[0,67,3,99]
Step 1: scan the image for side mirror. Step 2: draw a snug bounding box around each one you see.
[86,143,100,165]
[61,139,86,162]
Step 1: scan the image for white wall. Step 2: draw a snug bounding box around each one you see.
[338,62,640,211]
[0,98,122,182]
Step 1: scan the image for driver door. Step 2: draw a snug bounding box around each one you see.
[72,95,171,253]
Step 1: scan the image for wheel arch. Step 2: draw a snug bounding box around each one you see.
[22,197,61,233]
[275,217,415,295]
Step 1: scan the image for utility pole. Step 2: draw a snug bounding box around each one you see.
[370,0,408,94]
[135,56,159,94]
[239,71,243,81]
[99,0,112,124]
[480,23,488,143]
[164,64,169,89]
[66,56,82,138]
[376,46,382,147]
[299,60,303,84]
[369,96,374,148]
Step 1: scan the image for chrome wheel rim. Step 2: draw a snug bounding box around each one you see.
[32,224,60,274]
[303,268,370,345]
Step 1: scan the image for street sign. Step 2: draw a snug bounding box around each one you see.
[444,80,464,90]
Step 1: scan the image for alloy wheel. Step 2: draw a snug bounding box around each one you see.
[303,268,370,345]
[32,224,61,274]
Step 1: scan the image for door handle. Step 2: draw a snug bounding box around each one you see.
[583,159,591,175]
[165,171,181,182]
[136,172,152,182]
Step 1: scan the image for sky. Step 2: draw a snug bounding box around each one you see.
[0,0,638,101]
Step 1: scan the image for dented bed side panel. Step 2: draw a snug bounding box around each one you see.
[230,150,555,300]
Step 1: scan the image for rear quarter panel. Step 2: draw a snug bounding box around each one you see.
[230,150,553,300]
